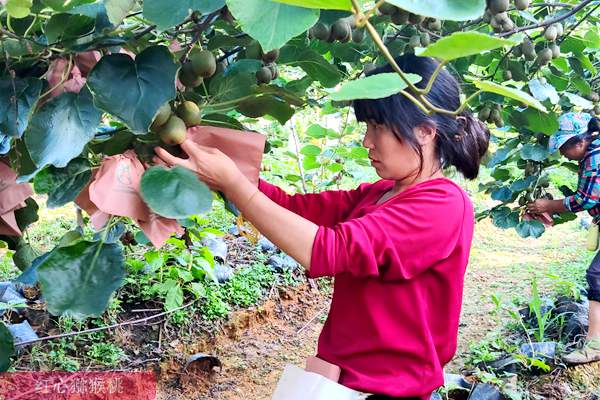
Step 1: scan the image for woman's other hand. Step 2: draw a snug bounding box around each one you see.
[526,199,551,214]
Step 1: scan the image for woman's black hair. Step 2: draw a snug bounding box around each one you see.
[353,53,490,180]
[562,116,600,149]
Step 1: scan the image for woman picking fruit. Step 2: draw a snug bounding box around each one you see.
[154,54,490,399]
[527,112,600,365]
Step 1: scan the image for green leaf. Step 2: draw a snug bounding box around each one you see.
[385,0,485,21]
[140,166,213,219]
[279,47,341,88]
[300,144,321,156]
[416,32,518,61]
[33,158,92,208]
[491,206,519,229]
[303,155,321,170]
[6,0,33,18]
[487,140,518,168]
[15,198,39,232]
[261,96,295,124]
[0,78,43,138]
[226,0,319,51]
[509,108,559,136]
[0,322,14,372]
[330,72,422,101]
[520,144,549,162]
[516,220,545,238]
[86,46,178,134]
[306,124,328,138]
[491,186,513,202]
[528,78,559,105]
[24,87,101,168]
[474,81,547,113]
[143,0,225,30]
[37,241,125,318]
[104,0,136,26]
[44,13,95,44]
[510,175,536,192]
[165,283,184,311]
[209,71,256,103]
[270,0,351,10]
[42,0,98,12]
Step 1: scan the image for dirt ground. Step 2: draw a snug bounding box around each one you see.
[154,219,598,399]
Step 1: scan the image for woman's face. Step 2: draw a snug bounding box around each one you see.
[362,122,424,181]
[560,141,588,161]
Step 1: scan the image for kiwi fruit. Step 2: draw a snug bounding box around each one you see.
[408,13,425,25]
[420,32,431,47]
[522,38,536,60]
[159,116,187,145]
[490,108,502,123]
[428,19,442,31]
[489,0,509,14]
[554,22,564,37]
[478,106,491,121]
[176,101,202,127]
[352,28,365,43]
[190,50,217,78]
[331,20,352,41]
[550,43,560,58]
[594,105,600,115]
[256,66,273,84]
[261,48,280,64]
[512,45,523,58]
[237,97,270,118]
[544,25,558,41]
[408,34,421,48]
[592,92,600,103]
[267,63,279,79]
[179,62,203,88]
[378,2,397,15]
[501,18,514,31]
[150,102,172,132]
[515,0,530,10]
[310,22,330,41]
[536,48,553,66]
[503,70,513,80]
[391,9,410,25]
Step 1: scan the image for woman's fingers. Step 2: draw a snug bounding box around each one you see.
[152,156,169,167]
[154,147,186,166]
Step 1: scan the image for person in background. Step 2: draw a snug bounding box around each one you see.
[527,112,600,365]
[155,54,490,399]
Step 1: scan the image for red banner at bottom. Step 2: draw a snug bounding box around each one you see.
[0,371,156,400]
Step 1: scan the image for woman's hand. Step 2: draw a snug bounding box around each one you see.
[153,140,243,194]
[526,199,551,215]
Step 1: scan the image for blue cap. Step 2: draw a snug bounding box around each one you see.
[548,112,593,153]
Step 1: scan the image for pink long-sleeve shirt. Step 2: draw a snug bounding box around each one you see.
[259,177,475,399]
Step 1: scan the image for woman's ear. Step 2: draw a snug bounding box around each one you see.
[414,123,437,146]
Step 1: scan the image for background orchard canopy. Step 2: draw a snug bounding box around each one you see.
[0,0,598,338]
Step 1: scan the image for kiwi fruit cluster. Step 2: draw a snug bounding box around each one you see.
[511,34,561,67]
[478,103,504,128]
[484,0,515,33]
[179,49,217,88]
[308,16,366,44]
[245,41,280,84]
[149,101,202,145]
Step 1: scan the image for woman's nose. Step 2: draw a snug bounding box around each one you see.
[363,130,374,149]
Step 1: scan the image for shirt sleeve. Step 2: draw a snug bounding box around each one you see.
[258,179,366,227]
[307,188,468,281]
[564,159,600,212]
